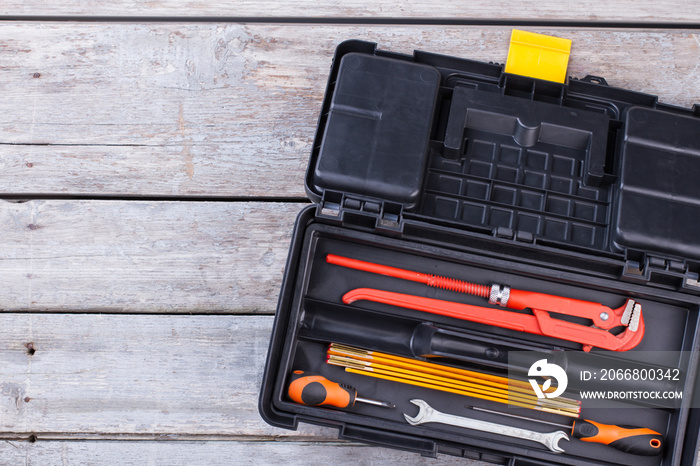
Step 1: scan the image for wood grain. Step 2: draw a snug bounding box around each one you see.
[1,14,700,462]
[0,200,304,313]
[0,23,698,197]
[0,312,483,466]
[0,440,482,465]
[0,314,302,436]
[1,1,699,23]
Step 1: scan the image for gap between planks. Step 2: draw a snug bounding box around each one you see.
[1,16,700,28]
[0,200,304,313]
[0,1,699,23]
[0,24,698,197]
[0,314,305,436]
[0,439,484,465]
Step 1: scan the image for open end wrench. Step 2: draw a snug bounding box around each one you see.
[404,399,568,453]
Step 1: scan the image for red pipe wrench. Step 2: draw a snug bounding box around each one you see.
[329,254,643,351]
[326,254,644,351]
[342,288,643,352]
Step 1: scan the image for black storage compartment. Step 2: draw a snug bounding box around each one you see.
[260,40,700,465]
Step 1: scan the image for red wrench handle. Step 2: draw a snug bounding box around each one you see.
[327,254,491,297]
[342,288,643,352]
[343,288,536,333]
[508,289,620,329]
[328,254,615,322]
[328,254,432,284]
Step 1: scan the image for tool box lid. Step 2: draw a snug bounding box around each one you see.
[304,40,700,291]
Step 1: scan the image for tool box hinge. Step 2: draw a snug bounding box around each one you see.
[494,227,514,240]
[623,255,700,292]
[317,190,343,222]
[317,191,404,234]
[376,201,404,234]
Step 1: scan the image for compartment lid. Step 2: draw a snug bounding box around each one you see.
[613,107,700,260]
[305,40,700,284]
[311,51,441,209]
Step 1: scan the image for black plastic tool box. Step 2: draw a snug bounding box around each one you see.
[259,39,700,465]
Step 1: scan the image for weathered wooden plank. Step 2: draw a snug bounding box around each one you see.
[0,313,486,464]
[0,314,310,437]
[0,440,483,465]
[0,200,304,313]
[1,1,698,23]
[0,24,698,197]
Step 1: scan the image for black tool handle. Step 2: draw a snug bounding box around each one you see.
[415,324,515,369]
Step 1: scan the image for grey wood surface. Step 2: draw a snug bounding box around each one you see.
[0,24,698,197]
[0,200,302,312]
[0,314,318,437]
[0,440,492,466]
[0,313,470,464]
[1,7,699,465]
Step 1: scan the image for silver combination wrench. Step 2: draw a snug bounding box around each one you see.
[403,399,568,453]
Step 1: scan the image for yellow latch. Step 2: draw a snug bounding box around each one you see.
[505,30,572,84]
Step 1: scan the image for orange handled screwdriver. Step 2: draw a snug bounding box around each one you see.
[287,370,394,409]
[471,406,663,455]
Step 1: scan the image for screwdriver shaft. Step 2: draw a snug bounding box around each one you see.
[356,396,395,408]
[471,406,570,429]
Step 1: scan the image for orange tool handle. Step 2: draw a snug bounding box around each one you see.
[572,419,663,455]
[287,370,356,408]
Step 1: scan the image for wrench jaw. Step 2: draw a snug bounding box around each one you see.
[546,431,569,454]
[601,300,645,352]
[553,299,645,352]
[620,300,643,333]
[614,315,645,352]
[404,399,433,425]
